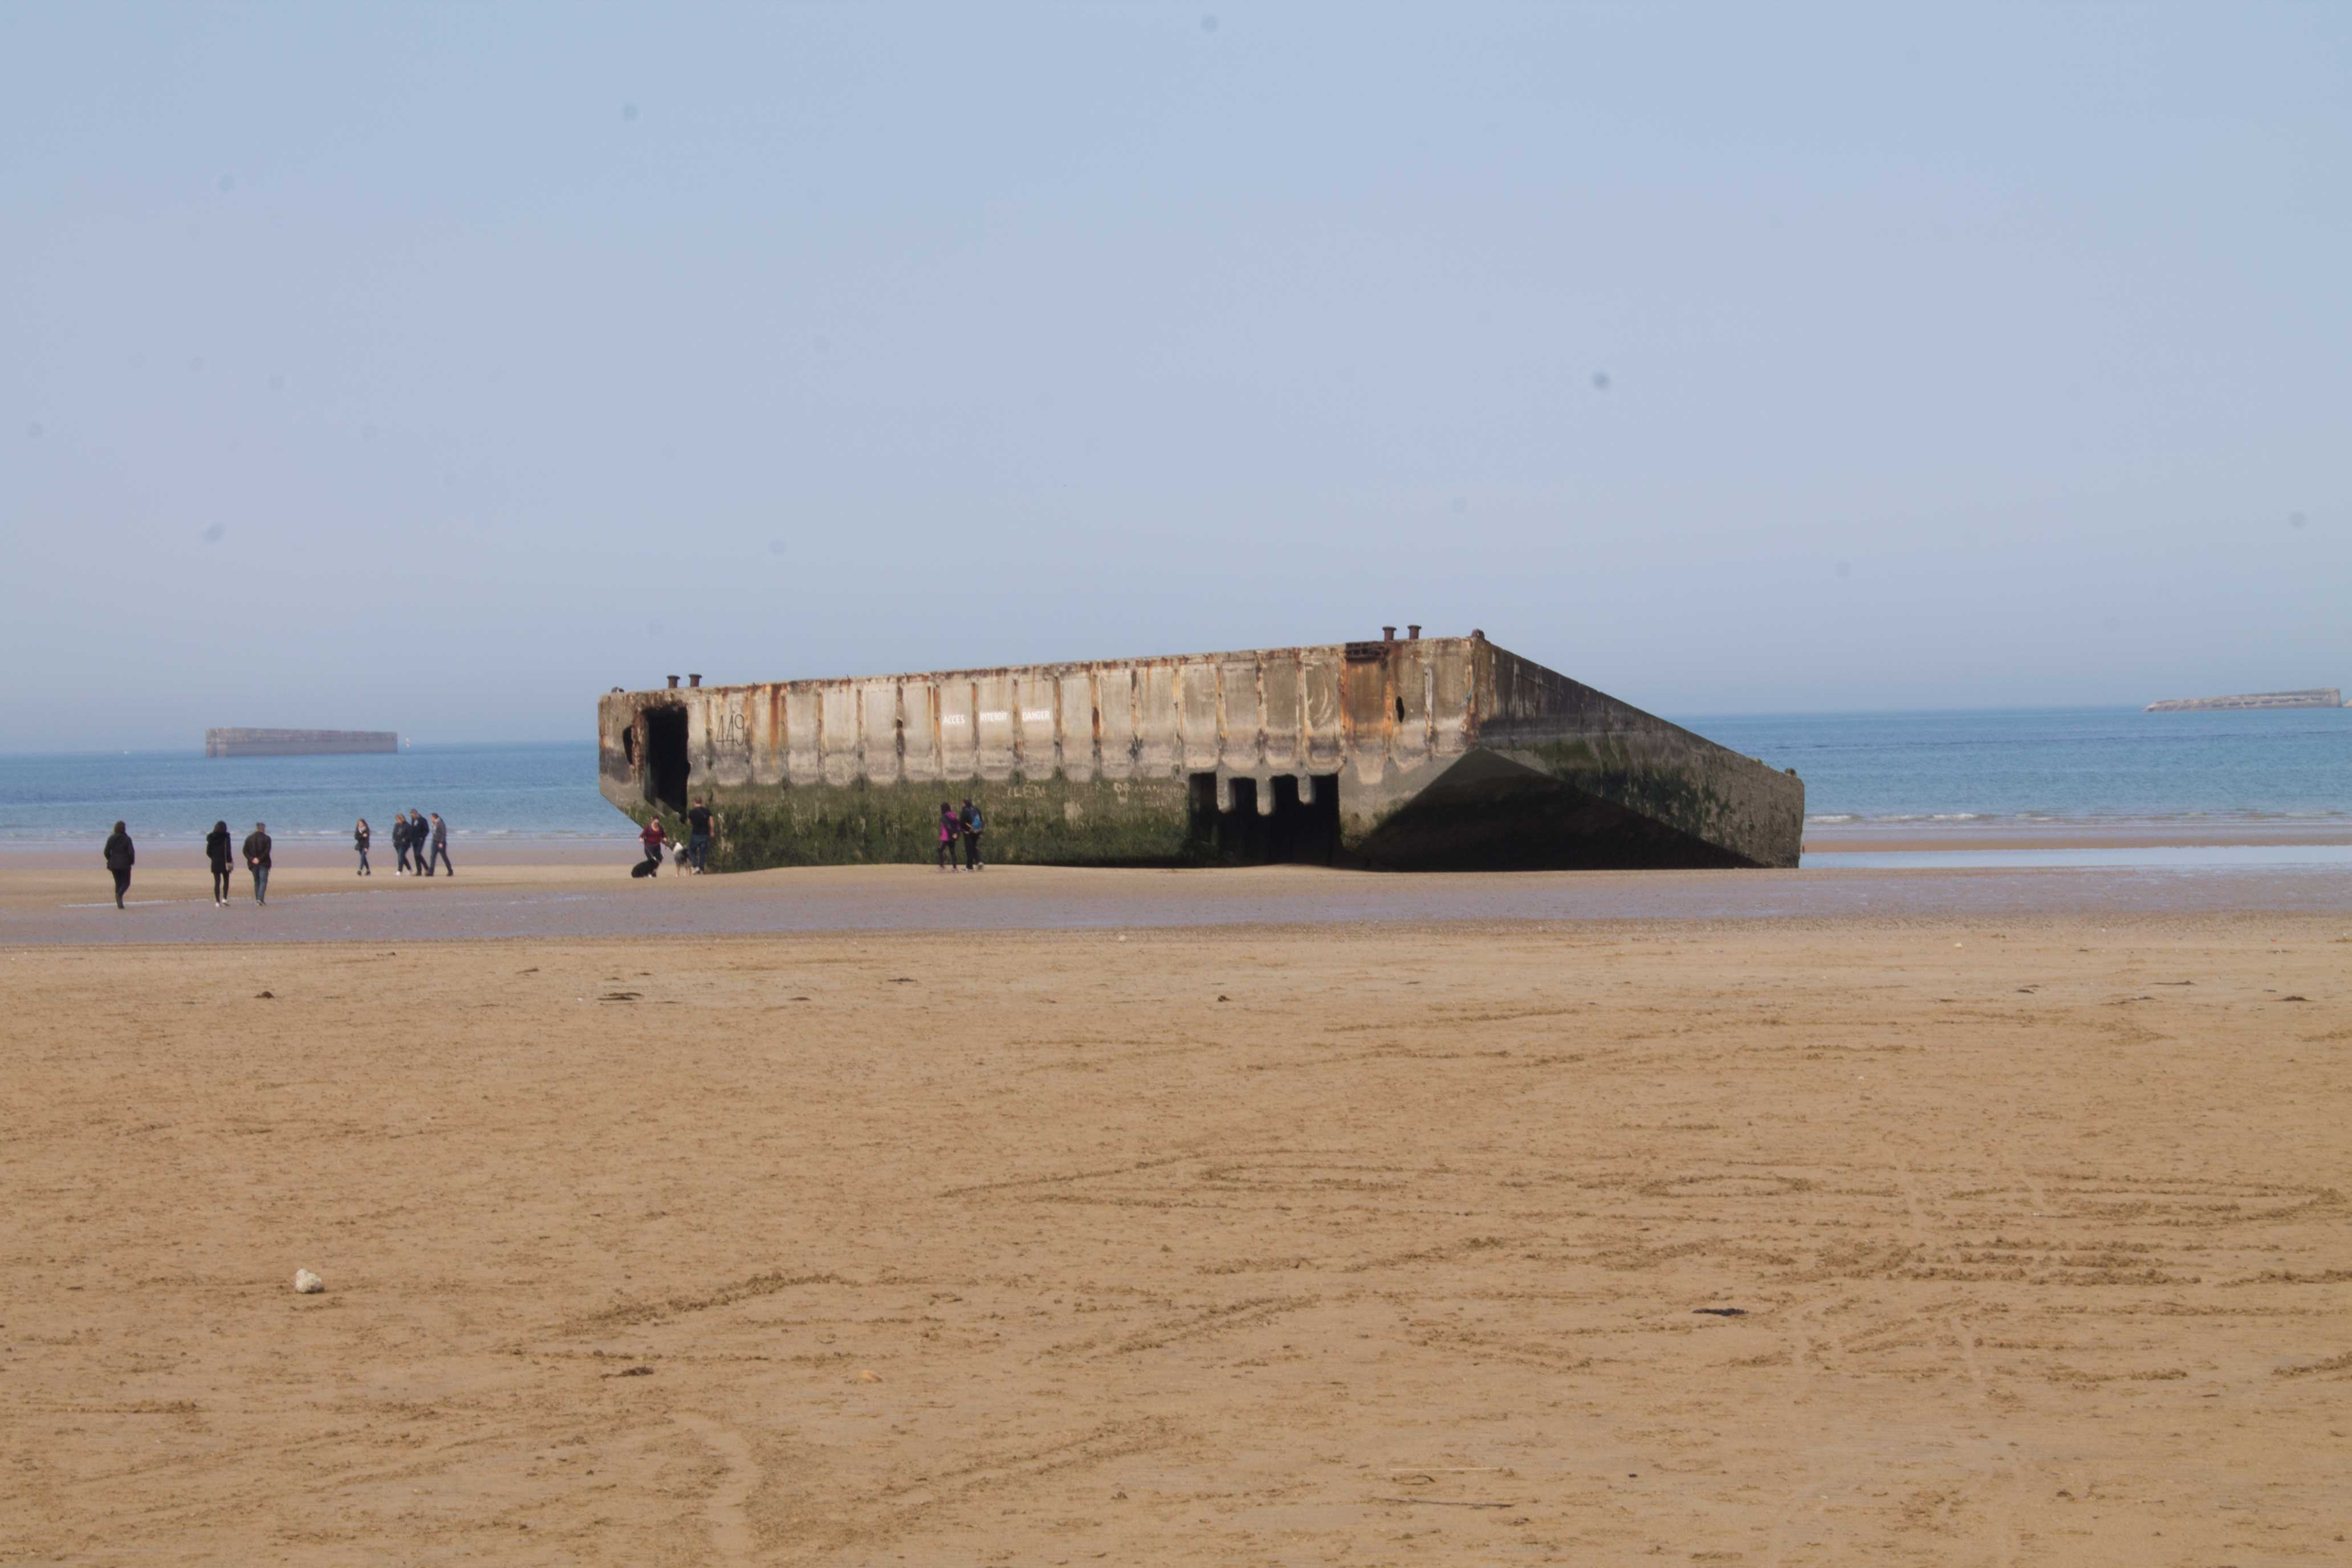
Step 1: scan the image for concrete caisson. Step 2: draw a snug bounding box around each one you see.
[597,634,1802,871]
[206,727,397,757]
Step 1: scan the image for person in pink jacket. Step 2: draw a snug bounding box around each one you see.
[936,801,963,871]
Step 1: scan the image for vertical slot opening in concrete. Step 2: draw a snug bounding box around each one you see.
[1187,771,1217,816]
[1267,773,1340,864]
[1186,771,1219,855]
[1216,776,1266,860]
[645,706,689,814]
[1192,771,1337,864]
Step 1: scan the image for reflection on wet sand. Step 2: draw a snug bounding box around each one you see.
[5,857,2349,947]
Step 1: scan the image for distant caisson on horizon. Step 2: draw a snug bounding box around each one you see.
[206,728,398,757]
[597,632,1802,872]
[2143,688,2342,713]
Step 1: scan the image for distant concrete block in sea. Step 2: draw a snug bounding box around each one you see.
[597,630,1804,871]
[2143,689,2343,713]
[205,727,399,757]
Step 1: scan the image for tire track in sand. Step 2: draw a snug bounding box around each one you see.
[1757,1292,1846,1568]
[1759,1158,1857,1568]
[1899,1160,2018,1568]
[672,1413,758,1565]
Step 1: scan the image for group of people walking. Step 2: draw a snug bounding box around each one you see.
[355,810,451,877]
[636,798,714,875]
[101,795,999,904]
[100,820,276,908]
[97,810,454,909]
[624,796,986,878]
[937,798,986,870]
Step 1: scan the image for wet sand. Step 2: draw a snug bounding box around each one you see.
[6,864,2350,1564]
[1806,818,2352,854]
[12,809,2343,872]
[6,854,2352,947]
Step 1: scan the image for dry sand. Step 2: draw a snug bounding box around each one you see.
[5,897,2350,1565]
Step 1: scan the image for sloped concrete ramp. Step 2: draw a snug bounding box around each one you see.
[597,633,1802,870]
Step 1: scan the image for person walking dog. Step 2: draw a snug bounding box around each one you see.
[242,821,272,905]
[102,821,135,909]
[206,820,234,905]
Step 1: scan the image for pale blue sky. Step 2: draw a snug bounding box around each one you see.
[6,3,2347,748]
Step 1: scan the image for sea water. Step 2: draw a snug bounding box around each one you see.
[0,742,624,845]
[1,706,2345,846]
[1690,705,2349,830]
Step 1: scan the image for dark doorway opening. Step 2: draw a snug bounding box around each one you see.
[644,706,689,814]
[1186,772,1219,858]
[1186,772,1340,865]
[1267,773,1340,864]
[1219,777,1268,860]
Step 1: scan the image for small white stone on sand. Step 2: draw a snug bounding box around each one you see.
[294,1269,324,1294]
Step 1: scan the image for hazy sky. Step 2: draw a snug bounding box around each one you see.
[6,3,2347,748]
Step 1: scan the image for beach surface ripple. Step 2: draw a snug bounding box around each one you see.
[3,867,2348,1563]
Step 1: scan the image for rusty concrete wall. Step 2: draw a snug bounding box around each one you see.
[1463,645,1805,868]
[600,639,1477,812]
[597,634,1803,869]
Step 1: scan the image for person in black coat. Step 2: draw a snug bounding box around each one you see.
[242,822,272,905]
[959,798,984,870]
[102,821,135,909]
[205,820,234,905]
[392,812,413,874]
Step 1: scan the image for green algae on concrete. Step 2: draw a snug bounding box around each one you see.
[598,633,1803,871]
[625,773,1199,871]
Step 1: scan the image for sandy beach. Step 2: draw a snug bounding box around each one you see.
[14,1,2346,1560]
[8,838,2352,948]
[5,857,2349,1565]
